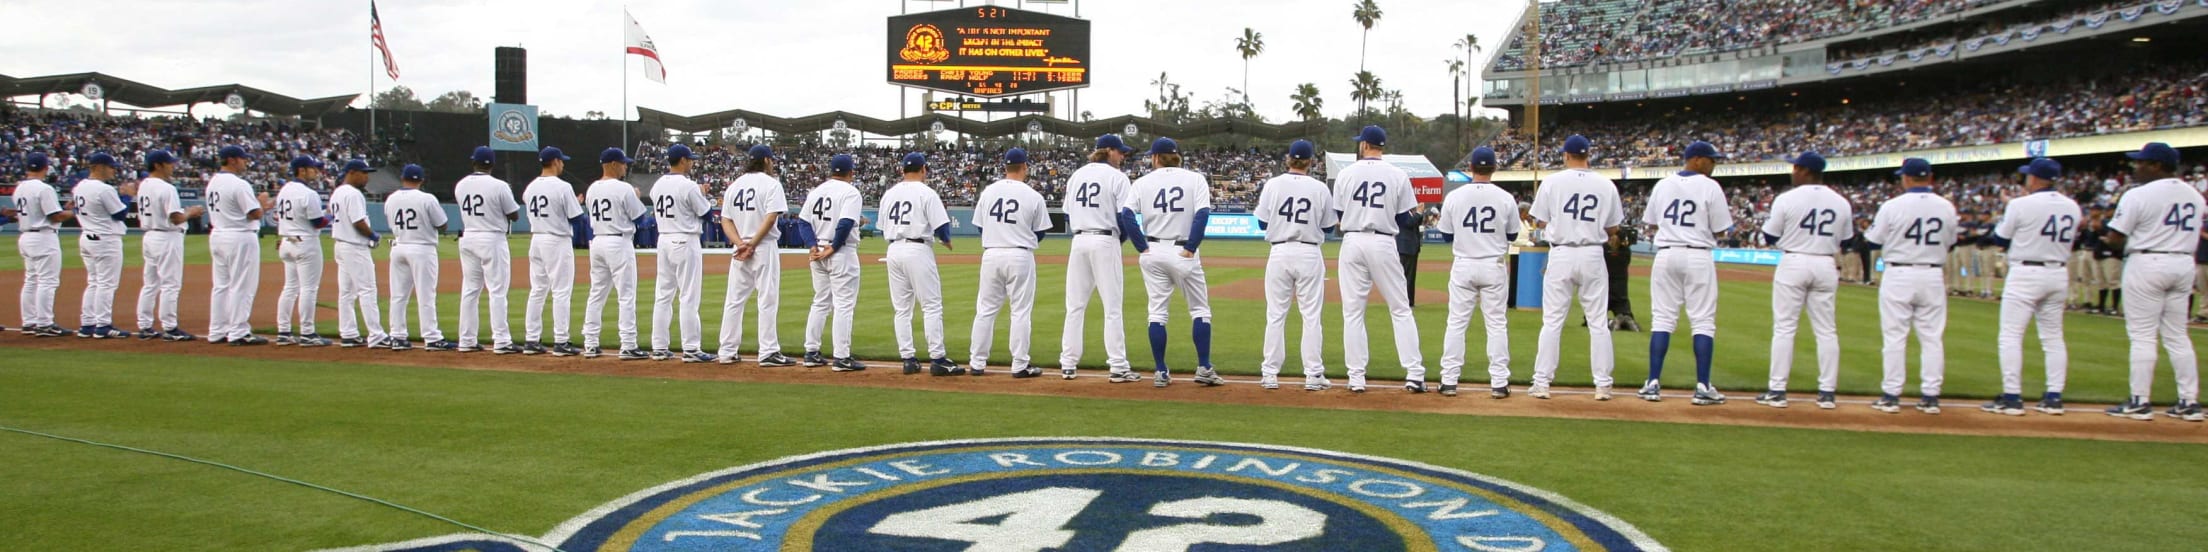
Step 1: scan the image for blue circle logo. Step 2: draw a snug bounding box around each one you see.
[341,438,1662,551]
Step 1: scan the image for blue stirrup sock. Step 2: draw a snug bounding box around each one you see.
[1693,334,1715,385]
[1149,322,1169,373]
[1647,331,1671,381]
[1192,318,1213,369]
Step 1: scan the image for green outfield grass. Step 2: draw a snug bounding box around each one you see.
[0,350,2202,550]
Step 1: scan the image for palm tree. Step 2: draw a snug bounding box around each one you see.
[1290,83,1325,122]
[1352,0,1383,72]
[1348,71,1382,120]
[1234,28,1265,107]
[1447,58,1466,153]
[1455,33,1483,112]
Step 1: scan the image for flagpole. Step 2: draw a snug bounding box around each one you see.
[368,0,377,145]
[622,7,630,153]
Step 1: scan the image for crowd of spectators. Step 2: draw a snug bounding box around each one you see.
[1,108,364,192]
[1827,0,2146,65]
[1495,0,2016,72]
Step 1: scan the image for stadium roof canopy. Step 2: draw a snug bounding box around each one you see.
[637,107,1325,141]
[0,73,359,117]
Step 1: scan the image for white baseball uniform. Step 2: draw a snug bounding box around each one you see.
[879,180,952,360]
[384,188,447,344]
[1438,180,1521,389]
[1060,162,1137,373]
[650,174,712,353]
[272,180,328,337]
[1255,171,1339,384]
[203,172,263,341]
[1642,170,1734,339]
[13,178,62,329]
[1863,190,1958,398]
[800,178,865,359]
[970,177,1050,372]
[1529,168,1624,390]
[521,175,583,345]
[453,173,519,349]
[328,183,384,343]
[1331,159,1423,388]
[135,176,188,332]
[583,179,650,351]
[2106,177,2205,402]
[1994,189,2082,397]
[1761,184,1855,393]
[718,172,789,358]
[1128,166,1214,374]
[71,177,128,330]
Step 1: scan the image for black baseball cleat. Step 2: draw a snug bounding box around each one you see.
[802,351,830,367]
[1490,386,1511,399]
[618,348,651,361]
[2106,397,2153,420]
[580,345,602,358]
[231,335,270,346]
[1439,384,1459,397]
[490,344,521,355]
[273,332,296,345]
[1405,381,1427,394]
[520,342,546,355]
[758,353,798,367]
[339,337,367,348]
[903,358,922,375]
[1011,367,1043,379]
[832,358,867,372]
[388,338,413,352]
[294,334,331,347]
[2032,393,2065,415]
[551,343,580,357]
[137,327,161,340]
[425,340,458,352]
[930,358,964,376]
[1914,396,1942,415]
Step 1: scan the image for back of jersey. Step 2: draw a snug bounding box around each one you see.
[585,179,647,237]
[799,179,864,246]
[521,177,580,236]
[138,178,184,233]
[1642,173,1733,248]
[722,173,788,242]
[1996,191,2084,263]
[1063,162,1131,233]
[1762,185,1855,254]
[453,174,517,234]
[1331,160,1415,234]
[1439,183,1521,258]
[12,180,59,232]
[384,189,446,246]
[1531,169,1623,246]
[2108,178,2207,254]
[203,173,259,233]
[1255,173,1336,244]
[1865,193,1957,264]
[878,181,949,241]
[649,175,709,235]
[272,182,325,237]
[973,179,1048,249]
[1126,167,1212,240]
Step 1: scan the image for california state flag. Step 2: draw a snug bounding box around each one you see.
[625,10,666,83]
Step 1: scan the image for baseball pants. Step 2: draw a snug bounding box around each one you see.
[2121,254,2200,402]
[886,242,947,360]
[2069,250,2094,306]
[17,231,59,328]
[1877,266,1947,398]
[1060,234,1131,372]
[1338,233,1421,387]
[1261,243,1327,383]
[333,241,385,342]
[388,243,442,343]
[805,248,860,359]
[1533,245,1614,389]
[1648,248,1718,337]
[1440,256,1510,388]
[718,244,783,357]
[652,233,704,353]
[583,236,639,351]
[206,231,260,341]
[524,234,575,344]
[77,233,123,328]
[1768,254,1841,393]
[1977,247,2006,295]
[2097,258,2124,297]
[275,237,323,336]
[971,248,1038,371]
[457,233,513,348]
[1998,264,2069,396]
[136,230,186,331]
[1946,248,1971,294]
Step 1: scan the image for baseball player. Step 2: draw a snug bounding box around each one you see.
[2103,142,2205,421]
[1255,140,1339,391]
[1862,158,1958,414]
[717,144,795,367]
[1060,134,1147,382]
[582,148,650,360]
[70,152,135,339]
[1978,211,2008,298]
[969,147,1052,378]
[1982,158,2082,416]
[1638,141,1733,405]
[1527,134,1624,400]
[799,154,867,373]
[1436,146,1517,398]
[327,159,385,348]
[454,146,521,354]
[648,144,716,363]
[1127,137,1222,388]
[1333,126,1426,394]
[521,147,585,356]
[1755,152,1855,410]
[1947,213,1975,296]
[133,150,204,341]
[384,165,454,352]
[205,145,269,346]
[11,152,69,337]
[879,152,959,376]
[272,155,332,347]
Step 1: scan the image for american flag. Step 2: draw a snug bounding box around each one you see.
[372,1,400,80]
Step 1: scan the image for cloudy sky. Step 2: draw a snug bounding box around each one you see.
[1,0,1520,123]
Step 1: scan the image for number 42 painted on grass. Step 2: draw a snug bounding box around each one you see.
[867,487,1325,551]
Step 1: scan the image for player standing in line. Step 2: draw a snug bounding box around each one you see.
[582,148,650,360]
[327,159,386,348]
[1862,158,1958,414]
[453,147,521,354]
[133,150,204,342]
[1436,147,1518,398]
[384,165,453,352]
[798,154,867,373]
[1527,135,1624,400]
[1333,126,1427,394]
[70,152,135,339]
[1638,141,1733,405]
[1060,135,1146,382]
[520,147,586,356]
[969,147,1052,378]
[11,152,70,337]
[879,152,959,376]
[2102,143,2205,421]
[717,145,795,367]
[648,144,716,363]
[205,145,270,346]
[1127,137,1223,389]
[1755,152,1855,410]
[1255,140,1338,391]
[1982,158,2082,416]
[271,155,332,346]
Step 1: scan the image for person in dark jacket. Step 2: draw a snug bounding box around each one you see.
[1397,207,1430,306]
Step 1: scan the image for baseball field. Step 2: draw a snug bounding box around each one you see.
[3,233,2205,551]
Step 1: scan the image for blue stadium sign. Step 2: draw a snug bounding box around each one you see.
[487,103,539,152]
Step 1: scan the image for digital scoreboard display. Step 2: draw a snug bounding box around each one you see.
[887,6,1091,98]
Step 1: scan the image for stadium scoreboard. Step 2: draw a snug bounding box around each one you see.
[887,6,1091,98]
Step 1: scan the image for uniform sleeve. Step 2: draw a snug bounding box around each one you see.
[1254,187,1278,226]
[339,195,366,224]
[1602,186,1625,227]
[1122,181,1145,211]
[1940,209,1961,246]
[1706,187,1736,233]
[429,201,450,227]
[500,186,520,216]
[968,191,988,227]
[688,187,712,218]
[1529,184,1552,223]
[1640,186,1665,226]
[1392,173,1417,215]
[1994,204,2019,240]
[625,191,649,220]
[1190,178,1214,212]
[1504,200,1524,235]
[1028,191,1051,232]
[1316,189,1341,228]
[309,192,329,220]
[1760,198,1788,237]
[837,190,862,222]
[1835,203,1857,241]
[926,191,952,228]
[2107,195,2136,235]
[766,185,788,214]
[1436,199,1460,236]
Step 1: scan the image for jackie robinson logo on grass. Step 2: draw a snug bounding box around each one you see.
[335,438,1663,551]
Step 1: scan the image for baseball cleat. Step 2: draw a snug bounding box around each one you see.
[618,348,651,361]
[1817,391,1839,410]
[39,325,72,338]
[424,340,457,352]
[2033,393,2065,415]
[1638,380,1662,402]
[388,338,413,352]
[902,358,922,375]
[1870,394,1902,413]
[2106,397,2154,420]
[1108,370,1143,383]
[75,326,95,338]
[1405,381,1427,394]
[930,358,962,376]
[456,343,483,353]
[1491,386,1511,399]
[88,326,129,339]
[1753,391,1789,408]
[1259,376,1279,390]
[520,342,546,355]
[1060,368,1078,380]
[1011,367,1043,379]
[1349,386,1367,393]
[1914,396,1942,415]
[970,366,987,377]
[2167,400,2205,422]
[717,353,741,365]
[1691,384,1727,405]
[580,346,602,358]
[757,353,797,367]
[158,329,195,342]
[339,337,365,348]
[294,334,331,348]
[1593,385,1613,401]
[1528,384,1551,399]
[273,332,295,345]
[1980,395,2025,416]
[801,351,830,367]
[1153,371,1171,388]
[1193,367,1225,386]
[549,343,578,357]
[833,358,867,372]
[1303,377,1333,392]
[1439,384,1459,397]
[231,335,269,346]
[680,351,716,363]
[648,349,673,361]
[137,327,161,340]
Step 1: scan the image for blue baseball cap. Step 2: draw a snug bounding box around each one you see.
[1894,157,1932,177]
[471,146,496,164]
[539,147,571,163]
[218,145,251,160]
[1149,137,1179,155]
[829,154,855,173]
[2019,158,2063,180]
[400,164,426,181]
[290,155,324,170]
[2126,142,2181,168]
[667,144,696,161]
[24,152,50,171]
[746,144,775,161]
[342,158,376,173]
[1354,125,1388,147]
[87,152,119,168]
[1469,146,1497,167]
[601,147,633,164]
[1560,134,1592,155]
[1788,151,1827,173]
[144,149,178,168]
[902,152,928,170]
[1288,140,1316,160]
[1682,141,1724,160]
[1005,147,1029,165]
[1096,134,1134,153]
